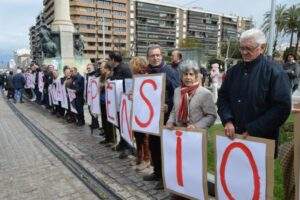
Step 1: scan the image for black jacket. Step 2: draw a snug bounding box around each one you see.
[12,73,25,90]
[43,71,53,92]
[217,54,291,141]
[283,61,300,87]
[148,62,180,123]
[110,62,132,81]
[110,62,132,94]
[72,73,85,101]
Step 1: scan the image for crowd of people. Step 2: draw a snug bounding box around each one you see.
[0,28,299,198]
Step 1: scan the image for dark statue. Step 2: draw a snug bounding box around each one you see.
[74,34,85,56]
[39,24,58,58]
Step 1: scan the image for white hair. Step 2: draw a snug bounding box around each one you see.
[239,28,266,44]
[16,69,22,73]
[179,60,200,73]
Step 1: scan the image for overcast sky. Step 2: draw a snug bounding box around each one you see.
[0,0,298,63]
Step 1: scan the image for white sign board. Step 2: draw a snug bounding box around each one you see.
[90,77,101,114]
[67,88,77,114]
[55,79,63,102]
[110,79,123,111]
[53,83,59,105]
[24,73,35,89]
[216,135,272,200]
[131,74,165,135]
[124,78,133,95]
[86,76,94,106]
[38,72,44,93]
[162,128,208,200]
[105,81,118,126]
[61,85,68,109]
[48,85,53,106]
[119,94,134,147]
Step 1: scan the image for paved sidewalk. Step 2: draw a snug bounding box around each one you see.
[14,99,172,199]
[0,97,97,200]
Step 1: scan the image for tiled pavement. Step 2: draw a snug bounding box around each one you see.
[0,96,98,200]
[13,99,172,200]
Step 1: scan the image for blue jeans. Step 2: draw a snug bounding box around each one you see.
[14,89,23,103]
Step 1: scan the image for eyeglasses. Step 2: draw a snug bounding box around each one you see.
[149,54,162,58]
[239,44,260,53]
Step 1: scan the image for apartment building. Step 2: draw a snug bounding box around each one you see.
[39,0,129,61]
[29,12,45,64]
[185,9,220,57]
[30,0,252,61]
[129,0,180,56]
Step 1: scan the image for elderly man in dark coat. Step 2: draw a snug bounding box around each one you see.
[70,67,85,126]
[217,28,291,157]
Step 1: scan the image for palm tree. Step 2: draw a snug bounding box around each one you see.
[284,5,298,48]
[261,4,286,55]
[294,5,300,55]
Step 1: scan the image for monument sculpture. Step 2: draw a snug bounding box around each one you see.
[74,35,85,57]
[40,25,59,58]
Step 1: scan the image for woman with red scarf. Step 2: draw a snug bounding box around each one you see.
[166,60,217,130]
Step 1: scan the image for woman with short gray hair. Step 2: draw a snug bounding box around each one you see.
[166,59,216,130]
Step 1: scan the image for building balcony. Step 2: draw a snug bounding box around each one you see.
[43,0,54,13]
[78,28,97,34]
[70,1,95,8]
[85,46,97,51]
[70,10,97,17]
[72,19,97,25]
[96,3,112,10]
[43,0,53,7]
[112,0,127,4]
[83,37,97,42]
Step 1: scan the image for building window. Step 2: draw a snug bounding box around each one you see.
[113,11,126,17]
[113,2,126,9]
[113,19,126,24]
[97,9,111,14]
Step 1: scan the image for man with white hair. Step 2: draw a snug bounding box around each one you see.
[217,28,291,157]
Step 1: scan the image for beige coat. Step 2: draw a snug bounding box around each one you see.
[167,86,217,129]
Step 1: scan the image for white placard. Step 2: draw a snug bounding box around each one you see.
[51,83,59,105]
[111,79,123,111]
[162,128,207,200]
[67,88,77,114]
[48,85,53,106]
[24,73,35,89]
[61,84,68,109]
[119,94,134,147]
[51,84,59,105]
[131,74,165,135]
[86,76,94,106]
[90,77,101,115]
[38,71,44,93]
[55,79,63,102]
[105,81,118,126]
[216,135,267,200]
[125,78,133,95]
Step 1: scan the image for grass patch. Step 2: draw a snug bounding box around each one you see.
[206,114,294,199]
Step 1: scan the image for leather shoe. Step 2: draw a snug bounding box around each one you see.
[154,180,164,190]
[76,121,85,126]
[143,173,159,181]
[119,151,129,159]
[99,140,110,144]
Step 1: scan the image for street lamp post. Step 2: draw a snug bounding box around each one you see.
[102,16,106,59]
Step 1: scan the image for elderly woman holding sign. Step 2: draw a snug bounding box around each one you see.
[166,60,217,130]
[129,57,151,171]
